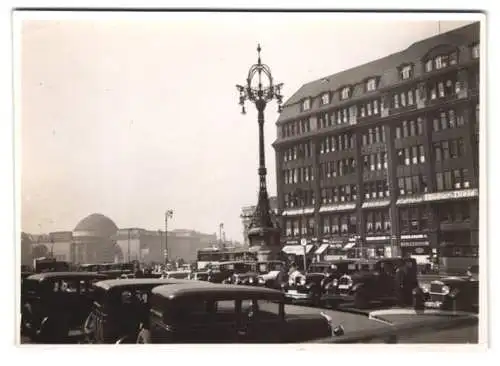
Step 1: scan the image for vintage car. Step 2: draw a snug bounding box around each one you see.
[213,261,254,284]
[414,275,479,313]
[188,271,210,281]
[83,278,199,344]
[21,272,108,343]
[138,283,335,343]
[310,308,479,344]
[161,271,191,280]
[226,261,285,287]
[321,258,419,309]
[282,263,334,306]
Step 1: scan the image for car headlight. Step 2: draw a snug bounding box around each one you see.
[300,278,306,285]
[421,284,430,293]
[442,285,450,295]
[249,278,254,284]
[332,279,338,287]
[258,278,265,284]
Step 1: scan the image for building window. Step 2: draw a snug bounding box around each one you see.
[408,90,414,105]
[341,87,350,100]
[321,93,330,105]
[366,78,377,92]
[302,99,311,111]
[472,43,480,59]
[393,94,399,109]
[417,118,424,135]
[435,56,443,70]
[373,100,379,115]
[401,65,412,80]
[425,60,433,72]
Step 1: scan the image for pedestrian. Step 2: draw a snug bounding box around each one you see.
[394,260,407,307]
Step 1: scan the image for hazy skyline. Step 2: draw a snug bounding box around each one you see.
[18,12,474,242]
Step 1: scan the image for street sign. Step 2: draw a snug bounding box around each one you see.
[300,238,307,246]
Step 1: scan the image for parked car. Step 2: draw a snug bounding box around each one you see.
[161,271,191,280]
[21,272,108,343]
[414,275,479,313]
[466,264,479,280]
[282,263,332,306]
[83,278,199,344]
[188,271,210,281]
[140,283,335,343]
[226,261,285,287]
[321,258,419,309]
[255,261,287,289]
[213,261,254,284]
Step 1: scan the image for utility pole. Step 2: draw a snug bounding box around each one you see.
[127,229,131,263]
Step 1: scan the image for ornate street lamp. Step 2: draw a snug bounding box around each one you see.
[236,44,284,261]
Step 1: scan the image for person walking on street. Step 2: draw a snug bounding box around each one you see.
[395,260,407,307]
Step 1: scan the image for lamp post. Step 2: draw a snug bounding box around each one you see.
[236,44,284,261]
[165,210,173,265]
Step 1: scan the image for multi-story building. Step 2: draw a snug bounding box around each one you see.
[273,22,480,273]
[240,196,278,247]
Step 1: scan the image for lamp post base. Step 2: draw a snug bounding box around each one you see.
[248,226,281,261]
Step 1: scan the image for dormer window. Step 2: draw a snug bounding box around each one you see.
[472,43,480,59]
[366,78,377,92]
[400,65,413,80]
[425,60,433,72]
[435,56,443,70]
[341,87,350,100]
[302,99,311,111]
[321,92,330,105]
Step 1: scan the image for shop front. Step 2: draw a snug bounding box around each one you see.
[281,241,315,270]
[399,234,433,272]
[364,235,391,258]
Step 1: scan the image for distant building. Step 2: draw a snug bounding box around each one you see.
[240,196,278,247]
[23,213,217,265]
[114,228,217,263]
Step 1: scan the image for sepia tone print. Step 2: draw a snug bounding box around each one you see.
[16,12,483,345]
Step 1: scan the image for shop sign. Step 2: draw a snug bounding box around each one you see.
[415,247,425,254]
[401,234,427,240]
[400,241,430,247]
[396,196,425,205]
[424,188,478,202]
[366,236,390,242]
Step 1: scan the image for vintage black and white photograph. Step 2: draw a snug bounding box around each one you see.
[13,10,486,346]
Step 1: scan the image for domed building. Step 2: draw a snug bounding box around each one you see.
[72,213,120,264]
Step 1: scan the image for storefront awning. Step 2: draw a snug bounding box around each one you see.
[319,203,356,213]
[314,244,329,255]
[282,245,314,255]
[343,242,356,250]
[281,207,315,216]
[361,199,391,209]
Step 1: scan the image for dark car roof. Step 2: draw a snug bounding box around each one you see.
[27,272,108,281]
[93,278,194,291]
[152,283,284,301]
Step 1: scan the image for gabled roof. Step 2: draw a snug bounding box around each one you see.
[278,22,479,123]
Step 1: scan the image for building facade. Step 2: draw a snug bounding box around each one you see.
[240,196,278,247]
[24,213,217,265]
[273,23,480,273]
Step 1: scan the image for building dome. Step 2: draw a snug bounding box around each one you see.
[73,213,118,238]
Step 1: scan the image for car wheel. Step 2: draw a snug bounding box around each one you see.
[354,290,369,309]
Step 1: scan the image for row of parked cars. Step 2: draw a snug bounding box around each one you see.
[19,259,479,344]
[189,258,479,313]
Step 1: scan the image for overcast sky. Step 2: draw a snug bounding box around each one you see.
[18,12,474,242]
